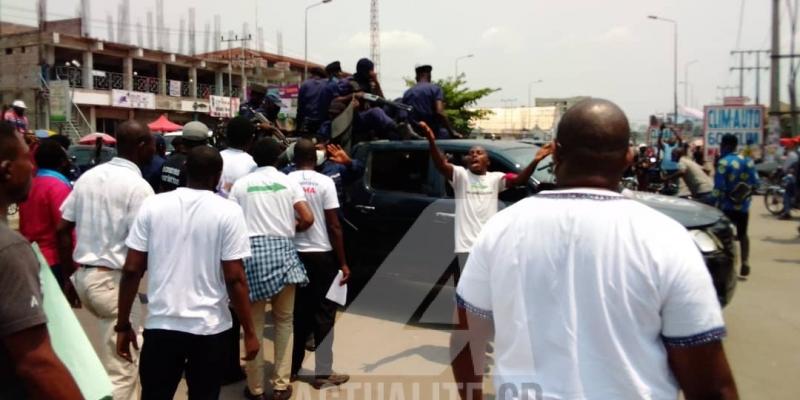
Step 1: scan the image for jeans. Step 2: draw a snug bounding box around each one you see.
[782,174,796,215]
[292,251,340,377]
[246,285,296,394]
[139,329,227,400]
[73,267,141,400]
[724,210,750,266]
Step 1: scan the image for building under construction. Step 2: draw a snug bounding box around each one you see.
[0,17,323,137]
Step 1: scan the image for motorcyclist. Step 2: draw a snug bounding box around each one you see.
[779,140,799,220]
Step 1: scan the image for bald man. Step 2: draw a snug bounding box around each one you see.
[57,120,155,400]
[451,99,737,400]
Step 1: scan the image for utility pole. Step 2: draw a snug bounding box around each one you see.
[730,50,770,104]
[221,34,251,99]
[770,0,781,116]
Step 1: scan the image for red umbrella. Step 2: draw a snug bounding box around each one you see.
[78,132,117,145]
[779,137,800,147]
[148,114,182,133]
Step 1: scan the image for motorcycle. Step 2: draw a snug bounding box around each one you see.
[764,172,799,216]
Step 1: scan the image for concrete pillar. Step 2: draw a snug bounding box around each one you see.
[45,46,55,69]
[214,71,224,96]
[123,56,133,90]
[82,51,93,90]
[189,67,197,98]
[158,63,167,95]
[240,72,248,101]
[88,106,96,131]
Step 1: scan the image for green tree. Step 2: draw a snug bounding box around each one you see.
[405,75,499,134]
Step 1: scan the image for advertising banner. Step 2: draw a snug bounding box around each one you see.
[111,89,156,109]
[49,80,70,122]
[209,95,240,118]
[703,105,765,159]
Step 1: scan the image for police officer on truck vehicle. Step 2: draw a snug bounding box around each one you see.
[402,65,460,139]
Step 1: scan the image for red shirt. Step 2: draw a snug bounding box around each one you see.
[19,172,72,266]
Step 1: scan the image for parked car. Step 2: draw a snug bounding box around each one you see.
[66,144,117,177]
[342,139,737,325]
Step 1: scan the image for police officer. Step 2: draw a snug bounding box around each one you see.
[402,65,459,139]
[325,61,347,83]
[297,67,336,136]
[332,58,419,142]
[159,121,208,192]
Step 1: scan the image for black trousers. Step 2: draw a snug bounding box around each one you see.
[139,329,227,400]
[724,210,750,265]
[291,251,339,377]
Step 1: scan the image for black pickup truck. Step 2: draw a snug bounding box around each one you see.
[341,140,738,324]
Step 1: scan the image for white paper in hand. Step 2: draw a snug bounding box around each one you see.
[325,270,348,306]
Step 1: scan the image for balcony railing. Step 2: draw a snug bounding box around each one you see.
[196,83,213,98]
[93,71,124,90]
[53,66,83,88]
[51,67,239,100]
[133,75,160,94]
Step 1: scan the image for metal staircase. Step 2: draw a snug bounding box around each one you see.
[40,74,93,142]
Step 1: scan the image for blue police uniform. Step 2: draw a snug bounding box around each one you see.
[402,82,448,139]
[297,77,338,135]
[336,77,397,140]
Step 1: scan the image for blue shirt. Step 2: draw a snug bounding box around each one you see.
[402,82,444,124]
[141,154,166,191]
[660,143,679,171]
[713,153,759,212]
[298,78,338,125]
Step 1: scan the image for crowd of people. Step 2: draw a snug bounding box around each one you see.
[0,59,772,400]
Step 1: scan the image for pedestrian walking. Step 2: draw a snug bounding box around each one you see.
[0,121,83,400]
[288,138,351,389]
[451,99,738,400]
[230,138,315,400]
[712,134,759,277]
[56,120,155,400]
[218,116,257,198]
[19,139,75,291]
[159,121,208,193]
[116,146,259,400]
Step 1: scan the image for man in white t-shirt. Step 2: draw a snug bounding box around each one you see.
[56,120,155,400]
[451,99,738,400]
[218,116,257,198]
[421,122,552,268]
[288,138,351,389]
[115,146,259,399]
[229,138,315,400]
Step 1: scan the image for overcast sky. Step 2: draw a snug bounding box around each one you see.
[1,0,791,124]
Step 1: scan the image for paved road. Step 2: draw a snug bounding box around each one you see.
[74,199,800,399]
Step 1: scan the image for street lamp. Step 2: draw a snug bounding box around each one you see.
[454,54,474,77]
[305,0,333,81]
[648,15,678,124]
[683,59,698,107]
[527,80,543,130]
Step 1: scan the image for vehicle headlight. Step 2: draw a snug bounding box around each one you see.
[691,230,722,253]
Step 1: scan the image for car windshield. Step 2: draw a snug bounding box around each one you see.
[505,147,537,168]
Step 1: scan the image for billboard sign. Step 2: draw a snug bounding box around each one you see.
[49,80,70,123]
[703,105,764,159]
[209,95,240,118]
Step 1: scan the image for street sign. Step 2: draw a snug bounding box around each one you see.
[703,105,765,159]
